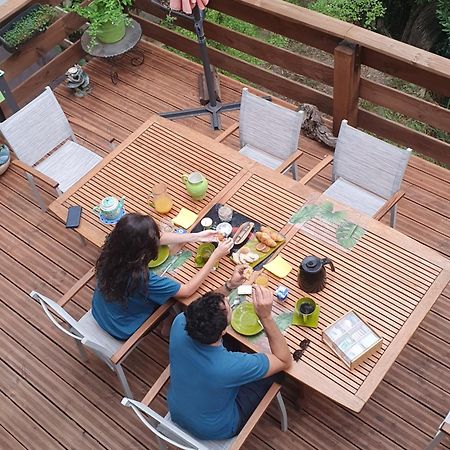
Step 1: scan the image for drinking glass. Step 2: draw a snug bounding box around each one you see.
[218,204,233,222]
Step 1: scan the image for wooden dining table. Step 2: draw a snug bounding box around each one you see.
[49,115,450,413]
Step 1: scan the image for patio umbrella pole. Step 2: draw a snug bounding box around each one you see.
[152,3,242,130]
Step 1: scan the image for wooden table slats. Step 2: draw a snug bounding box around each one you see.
[49,115,450,412]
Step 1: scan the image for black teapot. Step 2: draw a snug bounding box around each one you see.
[298,256,335,293]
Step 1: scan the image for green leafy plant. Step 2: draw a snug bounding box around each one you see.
[68,0,133,45]
[308,0,386,30]
[1,5,57,49]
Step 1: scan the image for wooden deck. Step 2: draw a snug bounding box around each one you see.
[1,40,449,449]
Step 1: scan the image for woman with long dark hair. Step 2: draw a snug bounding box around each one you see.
[92,213,234,340]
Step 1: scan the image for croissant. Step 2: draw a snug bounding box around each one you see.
[266,238,277,248]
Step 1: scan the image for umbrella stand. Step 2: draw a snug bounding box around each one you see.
[151,2,242,130]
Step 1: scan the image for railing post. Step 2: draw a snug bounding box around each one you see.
[333,40,361,135]
[0,70,19,121]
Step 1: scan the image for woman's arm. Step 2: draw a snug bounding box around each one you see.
[174,238,234,299]
[160,229,217,246]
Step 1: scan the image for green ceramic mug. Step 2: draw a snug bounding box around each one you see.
[296,297,316,322]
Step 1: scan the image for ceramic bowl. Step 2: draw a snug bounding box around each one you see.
[216,222,232,237]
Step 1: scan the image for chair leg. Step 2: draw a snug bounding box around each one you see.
[292,163,300,181]
[26,173,47,211]
[276,392,288,432]
[424,430,446,450]
[156,436,169,450]
[75,339,89,362]
[389,205,397,228]
[115,363,133,398]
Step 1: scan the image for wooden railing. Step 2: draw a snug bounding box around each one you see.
[1,0,450,164]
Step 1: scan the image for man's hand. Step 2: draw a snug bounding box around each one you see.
[211,238,233,261]
[252,285,274,321]
[228,265,247,289]
[195,229,218,243]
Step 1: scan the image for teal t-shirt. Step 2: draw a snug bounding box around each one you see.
[168,313,269,440]
[92,271,180,340]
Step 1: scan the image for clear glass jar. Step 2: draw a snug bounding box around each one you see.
[151,182,173,214]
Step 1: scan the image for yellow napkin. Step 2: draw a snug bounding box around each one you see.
[172,207,198,229]
[263,255,292,278]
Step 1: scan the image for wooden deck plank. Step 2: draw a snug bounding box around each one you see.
[1,39,449,450]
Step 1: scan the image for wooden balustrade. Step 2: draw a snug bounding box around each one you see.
[1,0,449,164]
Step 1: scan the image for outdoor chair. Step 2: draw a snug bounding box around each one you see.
[425,410,450,450]
[299,119,412,227]
[216,88,304,180]
[122,365,288,450]
[29,267,175,399]
[0,86,102,211]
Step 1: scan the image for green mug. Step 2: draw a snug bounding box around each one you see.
[296,297,316,322]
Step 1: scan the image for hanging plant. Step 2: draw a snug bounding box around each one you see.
[0,4,57,53]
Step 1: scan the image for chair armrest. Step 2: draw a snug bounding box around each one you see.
[373,191,405,221]
[215,123,239,143]
[69,116,115,143]
[58,267,96,307]
[141,365,171,406]
[11,159,59,188]
[299,154,333,185]
[229,382,282,450]
[111,299,176,365]
[276,150,303,174]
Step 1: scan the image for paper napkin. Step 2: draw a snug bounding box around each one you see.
[172,207,198,229]
[263,255,292,278]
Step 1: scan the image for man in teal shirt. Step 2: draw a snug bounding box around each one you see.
[168,284,292,440]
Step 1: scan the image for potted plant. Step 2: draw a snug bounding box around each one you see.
[0,144,11,175]
[0,4,57,53]
[69,0,133,46]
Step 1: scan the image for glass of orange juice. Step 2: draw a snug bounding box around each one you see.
[151,182,173,214]
[255,273,269,287]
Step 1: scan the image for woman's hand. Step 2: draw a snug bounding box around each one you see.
[211,238,234,262]
[228,265,247,289]
[195,229,218,243]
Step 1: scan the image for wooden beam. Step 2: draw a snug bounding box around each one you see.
[358,109,450,165]
[2,10,86,83]
[360,79,450,134]
[210,0,450,97]
[333,40,360,135]
[12,41,85,107]
[138,0,334,87]
[132,15,334,115]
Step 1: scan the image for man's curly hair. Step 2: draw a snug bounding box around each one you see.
[185,292,228,344]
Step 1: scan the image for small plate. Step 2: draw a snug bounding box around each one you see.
[148,245,170,268]
[231,302,263,336]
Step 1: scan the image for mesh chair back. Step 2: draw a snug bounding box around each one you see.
[29,291,110,356]
[122,398,205,450]
[0,87,74,166]
[333,120,412,200]
[239,88,304,160]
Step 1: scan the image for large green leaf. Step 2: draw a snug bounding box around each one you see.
[290,204,320,224]
[336,221,365,249]
[152,250,192,275]
[318,200,346,224]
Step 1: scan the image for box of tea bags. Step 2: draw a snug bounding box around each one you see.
[322,310,383,370]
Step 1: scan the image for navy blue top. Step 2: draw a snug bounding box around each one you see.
[92,271,180,340]
[168,314,269,440]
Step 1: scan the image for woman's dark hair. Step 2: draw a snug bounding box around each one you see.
[95,213,160,304]
[185,292,228,344]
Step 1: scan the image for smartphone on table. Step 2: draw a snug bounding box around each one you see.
[65,205,82,229]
